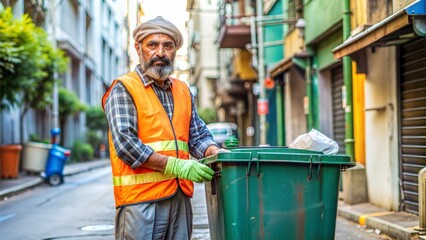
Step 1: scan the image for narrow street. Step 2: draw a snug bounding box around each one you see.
[0,165,396,240]
[1,1,425,240]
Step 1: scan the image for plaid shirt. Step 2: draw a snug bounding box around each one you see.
[104,65,218,169]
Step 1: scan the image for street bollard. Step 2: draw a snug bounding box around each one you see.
[415,167,426,234]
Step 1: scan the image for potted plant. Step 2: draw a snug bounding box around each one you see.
[21,134,52,173]
[0,144,22,178]
[0,8,67,177]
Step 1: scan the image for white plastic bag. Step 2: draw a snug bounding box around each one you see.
[289,129,339,155]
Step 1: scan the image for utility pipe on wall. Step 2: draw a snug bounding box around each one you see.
[249,16,258,70]
[343,0,355,160]
[247,9,296,145]
[305,57,312,129]
[49,0,59,130]
[256,0,267,145]
[276,81,284,146]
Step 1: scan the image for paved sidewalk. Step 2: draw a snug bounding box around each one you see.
[1,159,425,240]
[337,201,425,240]
[0,159,110,199]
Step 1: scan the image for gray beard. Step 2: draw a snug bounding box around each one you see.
[141,58,174,81]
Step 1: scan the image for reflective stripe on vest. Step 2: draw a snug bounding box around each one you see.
[113,172,176,186]
[145,140,189,153]
[112,139,189,187]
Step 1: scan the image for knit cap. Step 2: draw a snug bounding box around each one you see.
[133,16,183,49]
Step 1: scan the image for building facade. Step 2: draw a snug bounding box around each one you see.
[187,0,220,110]
[188,0,425,216]
[270,0,426,215]
[0,0,130,148]
[192,0,258,146]
[332,0,426,214]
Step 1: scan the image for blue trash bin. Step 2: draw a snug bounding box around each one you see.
[42,144,71,186]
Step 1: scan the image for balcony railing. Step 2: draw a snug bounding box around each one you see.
[217,14,252,48]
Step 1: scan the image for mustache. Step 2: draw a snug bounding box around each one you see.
[148,56,171,66]
[141,55,174,81]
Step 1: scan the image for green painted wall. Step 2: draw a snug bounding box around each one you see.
[264,0,283,69]
[304,0,342,44]
[307,29,342,131]
[315,29,343,70]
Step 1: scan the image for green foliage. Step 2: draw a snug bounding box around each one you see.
[57,87,86,146]
[198,107,218,124]
[58,87,87,117]
[85,106,108,157]
[85,105,108,131]
[28,134,50,144]
[0,7,68,112]
[70,140,94,162]
[21,30,68,111]
[86,130,101,150]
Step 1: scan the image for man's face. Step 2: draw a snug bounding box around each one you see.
[135,33,176,81]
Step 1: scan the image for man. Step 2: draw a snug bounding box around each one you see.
[102,16,221,239]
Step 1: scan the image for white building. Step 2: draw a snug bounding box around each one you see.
[187,0,220,109]
[0,0,131,148]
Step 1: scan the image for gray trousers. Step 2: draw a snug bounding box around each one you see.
[114,189,192,240]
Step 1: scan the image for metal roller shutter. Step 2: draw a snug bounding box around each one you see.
[399,38,426,215]
[331,66,346,154]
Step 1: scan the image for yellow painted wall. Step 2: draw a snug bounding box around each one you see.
[350,0,367,28]
[349,0,367,166]
[284,27,304,58]
[393,0,417,12]
[352,62,365,166]
[233,49,257,80]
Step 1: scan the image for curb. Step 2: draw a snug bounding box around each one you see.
[0,160,110,200]
[63,160,110,176]
[0,178,44,199]
[337,206,422,240]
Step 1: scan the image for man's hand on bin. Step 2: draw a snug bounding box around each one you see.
[217,148,231,153]
[205,146,231,156]
[164,157,214,183]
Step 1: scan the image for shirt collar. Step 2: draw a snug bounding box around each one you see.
[135,64,172,90]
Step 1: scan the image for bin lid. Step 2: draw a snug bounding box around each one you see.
[199,146,355,167]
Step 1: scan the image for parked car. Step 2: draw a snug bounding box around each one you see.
[207,122,238,147]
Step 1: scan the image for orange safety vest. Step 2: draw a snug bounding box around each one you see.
[102,71,194,208]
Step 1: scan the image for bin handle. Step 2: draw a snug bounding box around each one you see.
[247,158,258,176]
[256,158,260,177]
[247,160,251,176]
[246,159,260,177]
[316,156,322,180]
[247,153,253,176]
[210,163,221,195]
[307,156,313,180]
[211,177,217,195]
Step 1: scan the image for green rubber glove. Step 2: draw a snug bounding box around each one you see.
[164,157,214,183]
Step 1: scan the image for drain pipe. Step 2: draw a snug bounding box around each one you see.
[249,16,258,69]
[256,0,267,145]
[415,167,426,233]
[276,80,284,146]
[305,57,312,129]
[343,0,355,160]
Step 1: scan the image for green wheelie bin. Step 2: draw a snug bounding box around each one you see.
[200,145,355,240]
